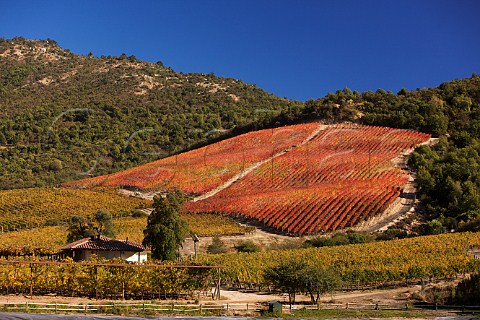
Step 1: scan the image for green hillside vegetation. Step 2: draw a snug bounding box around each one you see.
[0,37,301,189]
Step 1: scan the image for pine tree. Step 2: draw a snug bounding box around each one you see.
[143,192,189,260]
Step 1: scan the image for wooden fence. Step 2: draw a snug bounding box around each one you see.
[1,301,479,316]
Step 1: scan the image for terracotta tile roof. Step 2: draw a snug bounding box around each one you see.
[61,235,145,252]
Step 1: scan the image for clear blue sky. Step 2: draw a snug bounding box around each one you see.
[1,0,479,101]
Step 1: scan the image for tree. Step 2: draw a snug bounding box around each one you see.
[264,259,306,305]
[303,266,342,304]
[92,210,115,238]
[66,210,115,243]
[207,236,228,254]
[264,259,342,305]
[143,192,189,260]
[66,215,93,242]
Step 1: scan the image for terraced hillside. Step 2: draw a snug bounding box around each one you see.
[68,123,430,235]
[186,124,430,234]
[66,123,320,194]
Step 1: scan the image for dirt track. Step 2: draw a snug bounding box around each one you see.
[0,285,422,305]
[352,138,438,233]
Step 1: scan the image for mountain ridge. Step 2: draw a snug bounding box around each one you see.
[0,37,301,189]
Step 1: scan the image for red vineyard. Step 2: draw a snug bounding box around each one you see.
[185,124,431,235]
[65,123,320,194]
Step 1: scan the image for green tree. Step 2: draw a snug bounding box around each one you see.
[264,259,306,305]
[92,210,115,238]
[66,210,115,242]
[265,259,341,305]
[143,192,189,260]
[303,265,342,304]
[207,236,228,254]
[66,215,93,242]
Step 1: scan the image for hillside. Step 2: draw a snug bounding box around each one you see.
[66,123,320,193]
[69,123,430,235]
[0,37,301,190]
[2,37,480,233]
[187,124,430,234]
[0,187,150,232]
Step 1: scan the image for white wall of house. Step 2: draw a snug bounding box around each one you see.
[125,251,148,263]
[78,250,147,263]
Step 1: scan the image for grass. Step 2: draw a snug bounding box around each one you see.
[284,308,452,318]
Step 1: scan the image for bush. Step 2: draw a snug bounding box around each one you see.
[207,236,228,254]
[234,240,260,253]
[304,232,373,248]
[375,229,408,241]
[131,209,149,218]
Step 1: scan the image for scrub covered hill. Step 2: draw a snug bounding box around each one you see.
[0,37,301,190]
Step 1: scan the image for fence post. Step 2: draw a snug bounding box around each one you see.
[171,302,174,312]
[26,301,29,312]
[375,303,379,310]
[405,303,408,310]
[346,303,349,309]
[55,303,57,313]
[142,303,145,313]
[246,303,249,310]
[200,304,203,314]
[84,304,87,314]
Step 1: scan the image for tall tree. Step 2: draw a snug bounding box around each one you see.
[143,192,189,260]
[264,258,341,305]
[92,210,115,238]
[66,215,92,242]
[66,210,115,242]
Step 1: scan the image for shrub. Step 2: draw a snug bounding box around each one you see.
[234,240,260,253]
[207,236,228,254]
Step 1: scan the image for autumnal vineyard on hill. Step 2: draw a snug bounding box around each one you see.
[65,123,320,194]
[186,124,431,235]
[0,188,151,232]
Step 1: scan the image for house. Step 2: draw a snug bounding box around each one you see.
[61,235,147,263]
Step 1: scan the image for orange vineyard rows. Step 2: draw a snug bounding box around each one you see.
[65,123,320,194]
[186,124,430,235]
[65,123,430,235]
